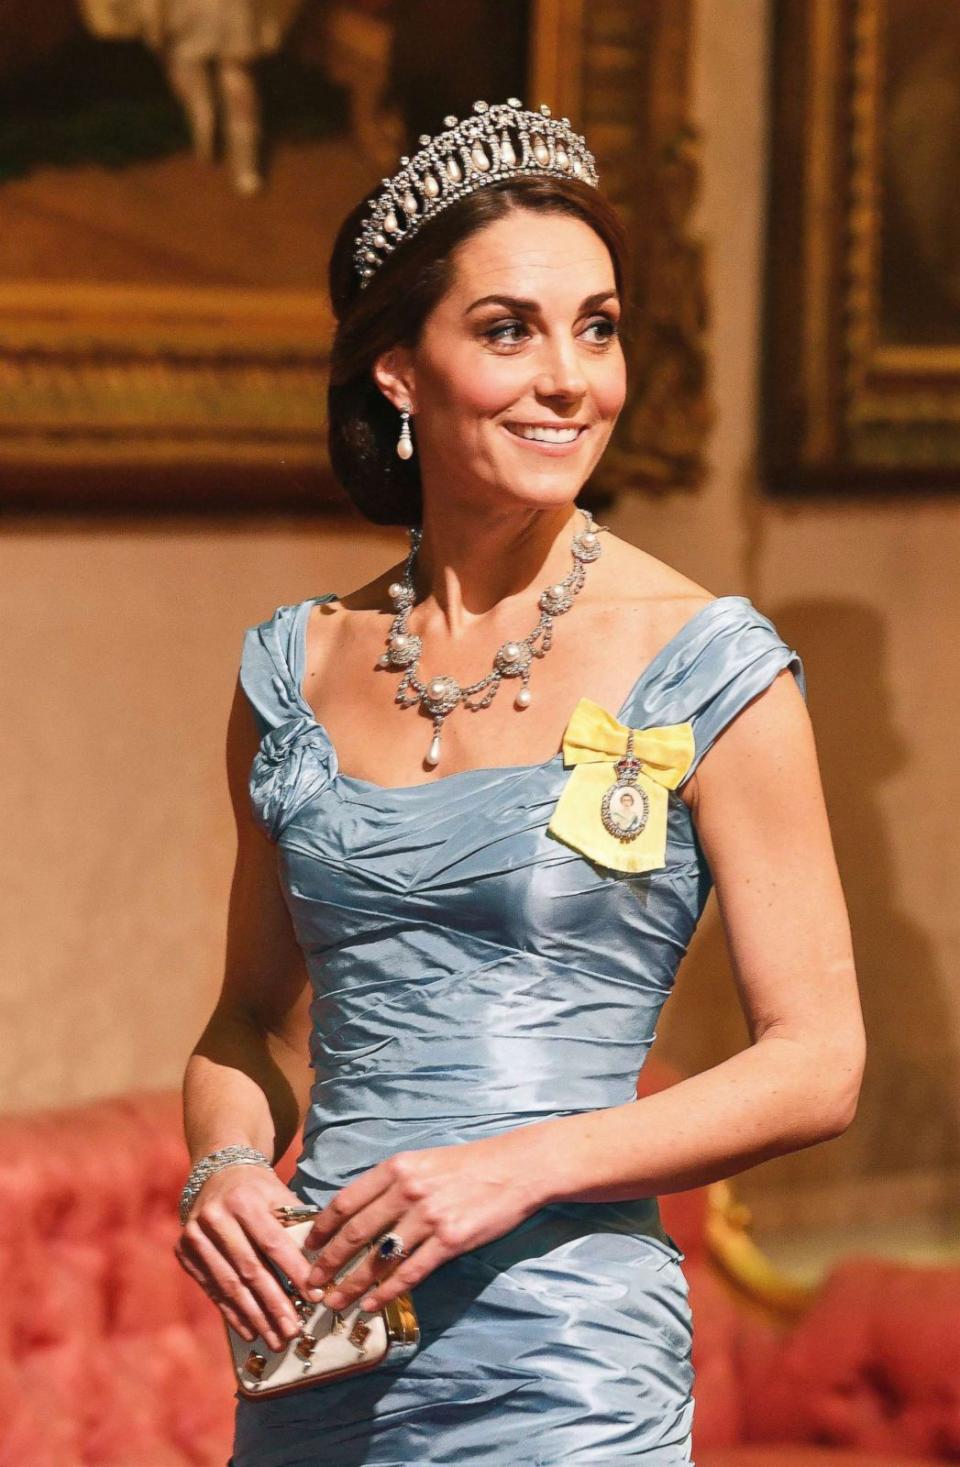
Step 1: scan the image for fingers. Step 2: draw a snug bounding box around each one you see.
[305,1150,431,1277]
[360,1235,450,1311]
[306,1186,408,1289]
[235,1207,318,1302]
[178,1221,279,1344]
[177,1205,304,1350]
[310,1214,434,1313]
[305,1165,399,1248]
[175,1241,260,1340]
[206,1206,308,1342]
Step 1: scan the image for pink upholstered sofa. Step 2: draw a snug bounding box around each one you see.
[1,1066,956,1465]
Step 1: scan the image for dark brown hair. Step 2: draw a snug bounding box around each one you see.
[326,175,633,527]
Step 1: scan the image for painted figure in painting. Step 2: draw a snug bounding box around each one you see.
[78,0,303,195]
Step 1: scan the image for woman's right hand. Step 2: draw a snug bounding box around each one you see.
[174,1164,325,1350]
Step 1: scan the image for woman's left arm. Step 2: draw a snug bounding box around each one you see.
[534,663,865,1201]
[304,667,865,1309]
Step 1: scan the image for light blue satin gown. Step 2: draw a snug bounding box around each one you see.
[230,592,805,1466]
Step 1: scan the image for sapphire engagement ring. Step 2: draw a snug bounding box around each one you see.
[376,1231,408,1262]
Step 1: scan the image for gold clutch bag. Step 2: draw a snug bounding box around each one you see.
[225,1205,420,1399]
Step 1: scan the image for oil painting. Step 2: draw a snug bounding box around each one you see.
[763,0,960,491]
[0,0,706,509]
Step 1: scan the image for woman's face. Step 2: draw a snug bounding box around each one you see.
[377,210,626,513]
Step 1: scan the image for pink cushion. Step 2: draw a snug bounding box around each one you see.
[740,1257,960,1458]
[698,1449,939,1466]
[0,1091,233,1466]
[686,1261,753,1446]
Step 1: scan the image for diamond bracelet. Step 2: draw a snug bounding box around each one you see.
[178,1144,273,1225]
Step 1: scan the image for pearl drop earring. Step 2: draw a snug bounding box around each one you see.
[396,405,414,461]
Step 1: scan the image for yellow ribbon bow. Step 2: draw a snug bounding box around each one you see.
[546,697,695,873]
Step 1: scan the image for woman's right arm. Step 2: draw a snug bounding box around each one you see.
[174,676,323,1352]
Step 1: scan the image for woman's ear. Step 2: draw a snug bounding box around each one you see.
[371,347,416,414]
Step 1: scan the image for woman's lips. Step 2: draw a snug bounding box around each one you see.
[500,423,588,456]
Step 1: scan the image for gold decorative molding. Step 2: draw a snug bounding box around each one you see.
[0,281,333,494]
[705,1180,819,1323]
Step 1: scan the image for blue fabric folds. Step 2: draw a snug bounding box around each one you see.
[231,593,805,1466]
[250,715,339,842]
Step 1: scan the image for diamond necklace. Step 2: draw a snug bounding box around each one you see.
[377,506,608,768]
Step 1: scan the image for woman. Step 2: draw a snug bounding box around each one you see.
[176,99,865,1464]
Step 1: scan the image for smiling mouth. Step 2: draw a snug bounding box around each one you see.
[503,424,587,444]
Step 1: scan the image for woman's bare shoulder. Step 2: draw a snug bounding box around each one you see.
[321,564,403,613]
[301,566,401,689]
[588,534,717,634]
[595,533,713,596]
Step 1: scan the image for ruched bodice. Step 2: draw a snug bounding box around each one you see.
[231,592,805,1467]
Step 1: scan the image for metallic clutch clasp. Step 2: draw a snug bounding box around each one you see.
[274,1204,325,1224]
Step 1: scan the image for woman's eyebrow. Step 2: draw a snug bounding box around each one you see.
[465,289,619,315]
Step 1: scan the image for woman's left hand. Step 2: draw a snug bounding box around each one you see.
[301,1129,549,1312]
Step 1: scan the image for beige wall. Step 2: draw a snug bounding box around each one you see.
[2,0,957,1231]
[1,519,398,1107]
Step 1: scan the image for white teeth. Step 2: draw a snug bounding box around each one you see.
[507,425,582,443]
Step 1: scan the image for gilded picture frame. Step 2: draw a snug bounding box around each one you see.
[0,0,706,511]
[763,0,960,491]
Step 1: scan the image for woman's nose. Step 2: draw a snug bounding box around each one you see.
[535,338,588,399]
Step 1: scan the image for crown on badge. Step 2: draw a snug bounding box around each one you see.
[353,98,600,287]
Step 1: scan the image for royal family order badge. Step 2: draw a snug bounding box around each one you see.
[546,698,695,874]
[599,728,651,842]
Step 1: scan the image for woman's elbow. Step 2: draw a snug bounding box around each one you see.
[770,1020,866,1142]
[823,1088,860,1139]
[819,1028,867,1138]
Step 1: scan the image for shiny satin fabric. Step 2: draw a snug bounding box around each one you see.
[231,593,806,1466]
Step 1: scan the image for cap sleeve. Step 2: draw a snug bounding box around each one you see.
[635,599,806,789]
[239,600,310,740]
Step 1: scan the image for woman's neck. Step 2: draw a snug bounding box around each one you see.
[410,501,585,637]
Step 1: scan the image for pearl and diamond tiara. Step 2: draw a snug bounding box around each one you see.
[353,98,600,288]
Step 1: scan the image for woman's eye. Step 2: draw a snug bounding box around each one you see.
[484,319,528,345]
[482,316,620,348]
[583,315,620,345]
